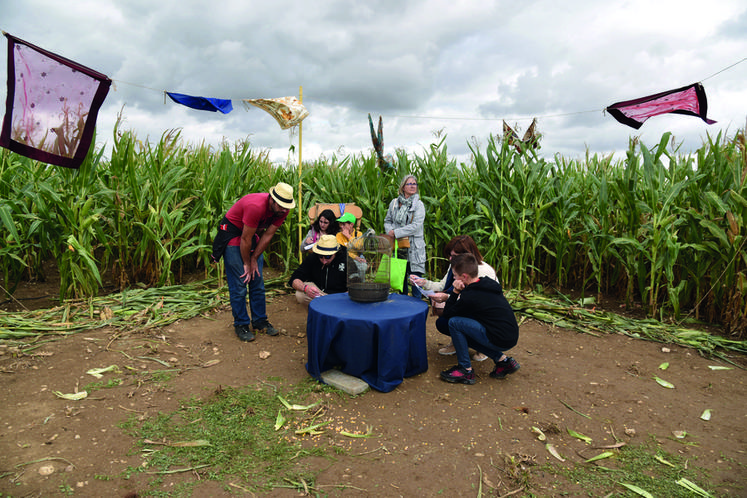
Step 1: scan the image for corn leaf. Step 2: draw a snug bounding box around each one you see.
[700,409,712,421]
[584,451,614,463]
[707,365,732,370]
[170,440,211,447]
[676,478,714,497]
[658,362,669,370]
[567,428,592,444]
[619,482,654,497]
[654,455,676,467]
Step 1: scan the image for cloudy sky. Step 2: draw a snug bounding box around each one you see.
[2,0,746,165]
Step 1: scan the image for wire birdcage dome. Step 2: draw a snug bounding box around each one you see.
[347,229,392,303]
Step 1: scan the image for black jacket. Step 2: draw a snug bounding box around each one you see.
[442,277,519,349]
[288,247,348,294]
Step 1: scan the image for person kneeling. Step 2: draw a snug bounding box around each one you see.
[438,253,520,385]
[288,234,348,307]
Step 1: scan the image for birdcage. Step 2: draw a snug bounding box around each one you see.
[347,230,392,303]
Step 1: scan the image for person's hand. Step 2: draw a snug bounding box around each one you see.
[305,285,321,298]
[410,275,425,286]
[452,280,465,293]
[430,292,449,303]
[241,258,260,283]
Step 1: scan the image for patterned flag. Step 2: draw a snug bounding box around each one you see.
[243,96,309,129]
[1,33,112,169]
[606,82,716,130]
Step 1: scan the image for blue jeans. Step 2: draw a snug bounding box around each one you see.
[224,245,267,327]
[439,316,507,369]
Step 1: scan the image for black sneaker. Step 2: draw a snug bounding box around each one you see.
[253,321,279,336]
[490,357,520,379]
[235,324,255,342]
[440,365,476,385]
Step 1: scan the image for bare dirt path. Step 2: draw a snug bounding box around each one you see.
[1,291,745,497]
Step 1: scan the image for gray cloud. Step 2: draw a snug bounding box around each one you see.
[1,0,745,165]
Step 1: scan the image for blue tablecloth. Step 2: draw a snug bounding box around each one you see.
[305,293,429,392]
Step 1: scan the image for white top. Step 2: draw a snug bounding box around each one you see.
[421,261,498,291]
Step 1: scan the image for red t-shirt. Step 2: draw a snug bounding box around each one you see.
[225,193,288,246]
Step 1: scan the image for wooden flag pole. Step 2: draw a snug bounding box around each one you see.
[297,86,303,263]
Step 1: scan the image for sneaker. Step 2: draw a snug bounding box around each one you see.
[472,352,489,362]
[438,344,457,355]
[253,321,279,336]
[234,324,255,342]
[440,365,476,385]
[489,357,520,379]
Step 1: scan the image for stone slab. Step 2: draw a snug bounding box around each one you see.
[320,369,369,395]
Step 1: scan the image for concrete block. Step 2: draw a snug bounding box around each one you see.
[320,369,369,395]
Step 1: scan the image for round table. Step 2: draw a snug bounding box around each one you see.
[305,293,429,392]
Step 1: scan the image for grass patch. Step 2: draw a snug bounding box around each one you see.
[83,377,123,392]
[119,379,336,495]
[537,437,716,497]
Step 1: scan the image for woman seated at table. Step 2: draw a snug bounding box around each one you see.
[302,209,339,252]
[289,235,348,307]
[410,235,497,361]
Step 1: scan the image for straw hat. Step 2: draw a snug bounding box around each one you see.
[313,234,340,256]
[337,212,356,223]
[269,182,296,209]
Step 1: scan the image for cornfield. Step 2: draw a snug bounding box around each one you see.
[1,121,745,336]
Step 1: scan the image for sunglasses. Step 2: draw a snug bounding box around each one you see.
[405,182,418,186]
[319,254,334,260]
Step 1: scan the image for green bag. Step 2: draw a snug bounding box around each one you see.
[375,240,408,292]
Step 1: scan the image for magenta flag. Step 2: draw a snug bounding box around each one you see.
[1,33,112,169]
[606,82,716,130]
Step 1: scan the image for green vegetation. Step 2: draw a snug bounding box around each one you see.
[536,438,717,497]
[1,122,745,335]
[119,381,333,494]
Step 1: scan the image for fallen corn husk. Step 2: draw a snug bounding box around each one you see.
[545,443,565,461]
[52,390,87,400]
[86,365,121,378]
[531,426,547,441]
[707,365,732,370]
[700,409,712,421]
[274,410,286,431]
[277,395,321,411]
[340,426,375,438]
[653,376,675,389]
[658,362,669,370]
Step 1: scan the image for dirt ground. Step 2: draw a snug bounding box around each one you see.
[1,273,746,497]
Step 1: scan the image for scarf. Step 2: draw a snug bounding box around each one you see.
[393,194,414,226]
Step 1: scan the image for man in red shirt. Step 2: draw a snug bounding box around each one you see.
[212,182,295,341]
